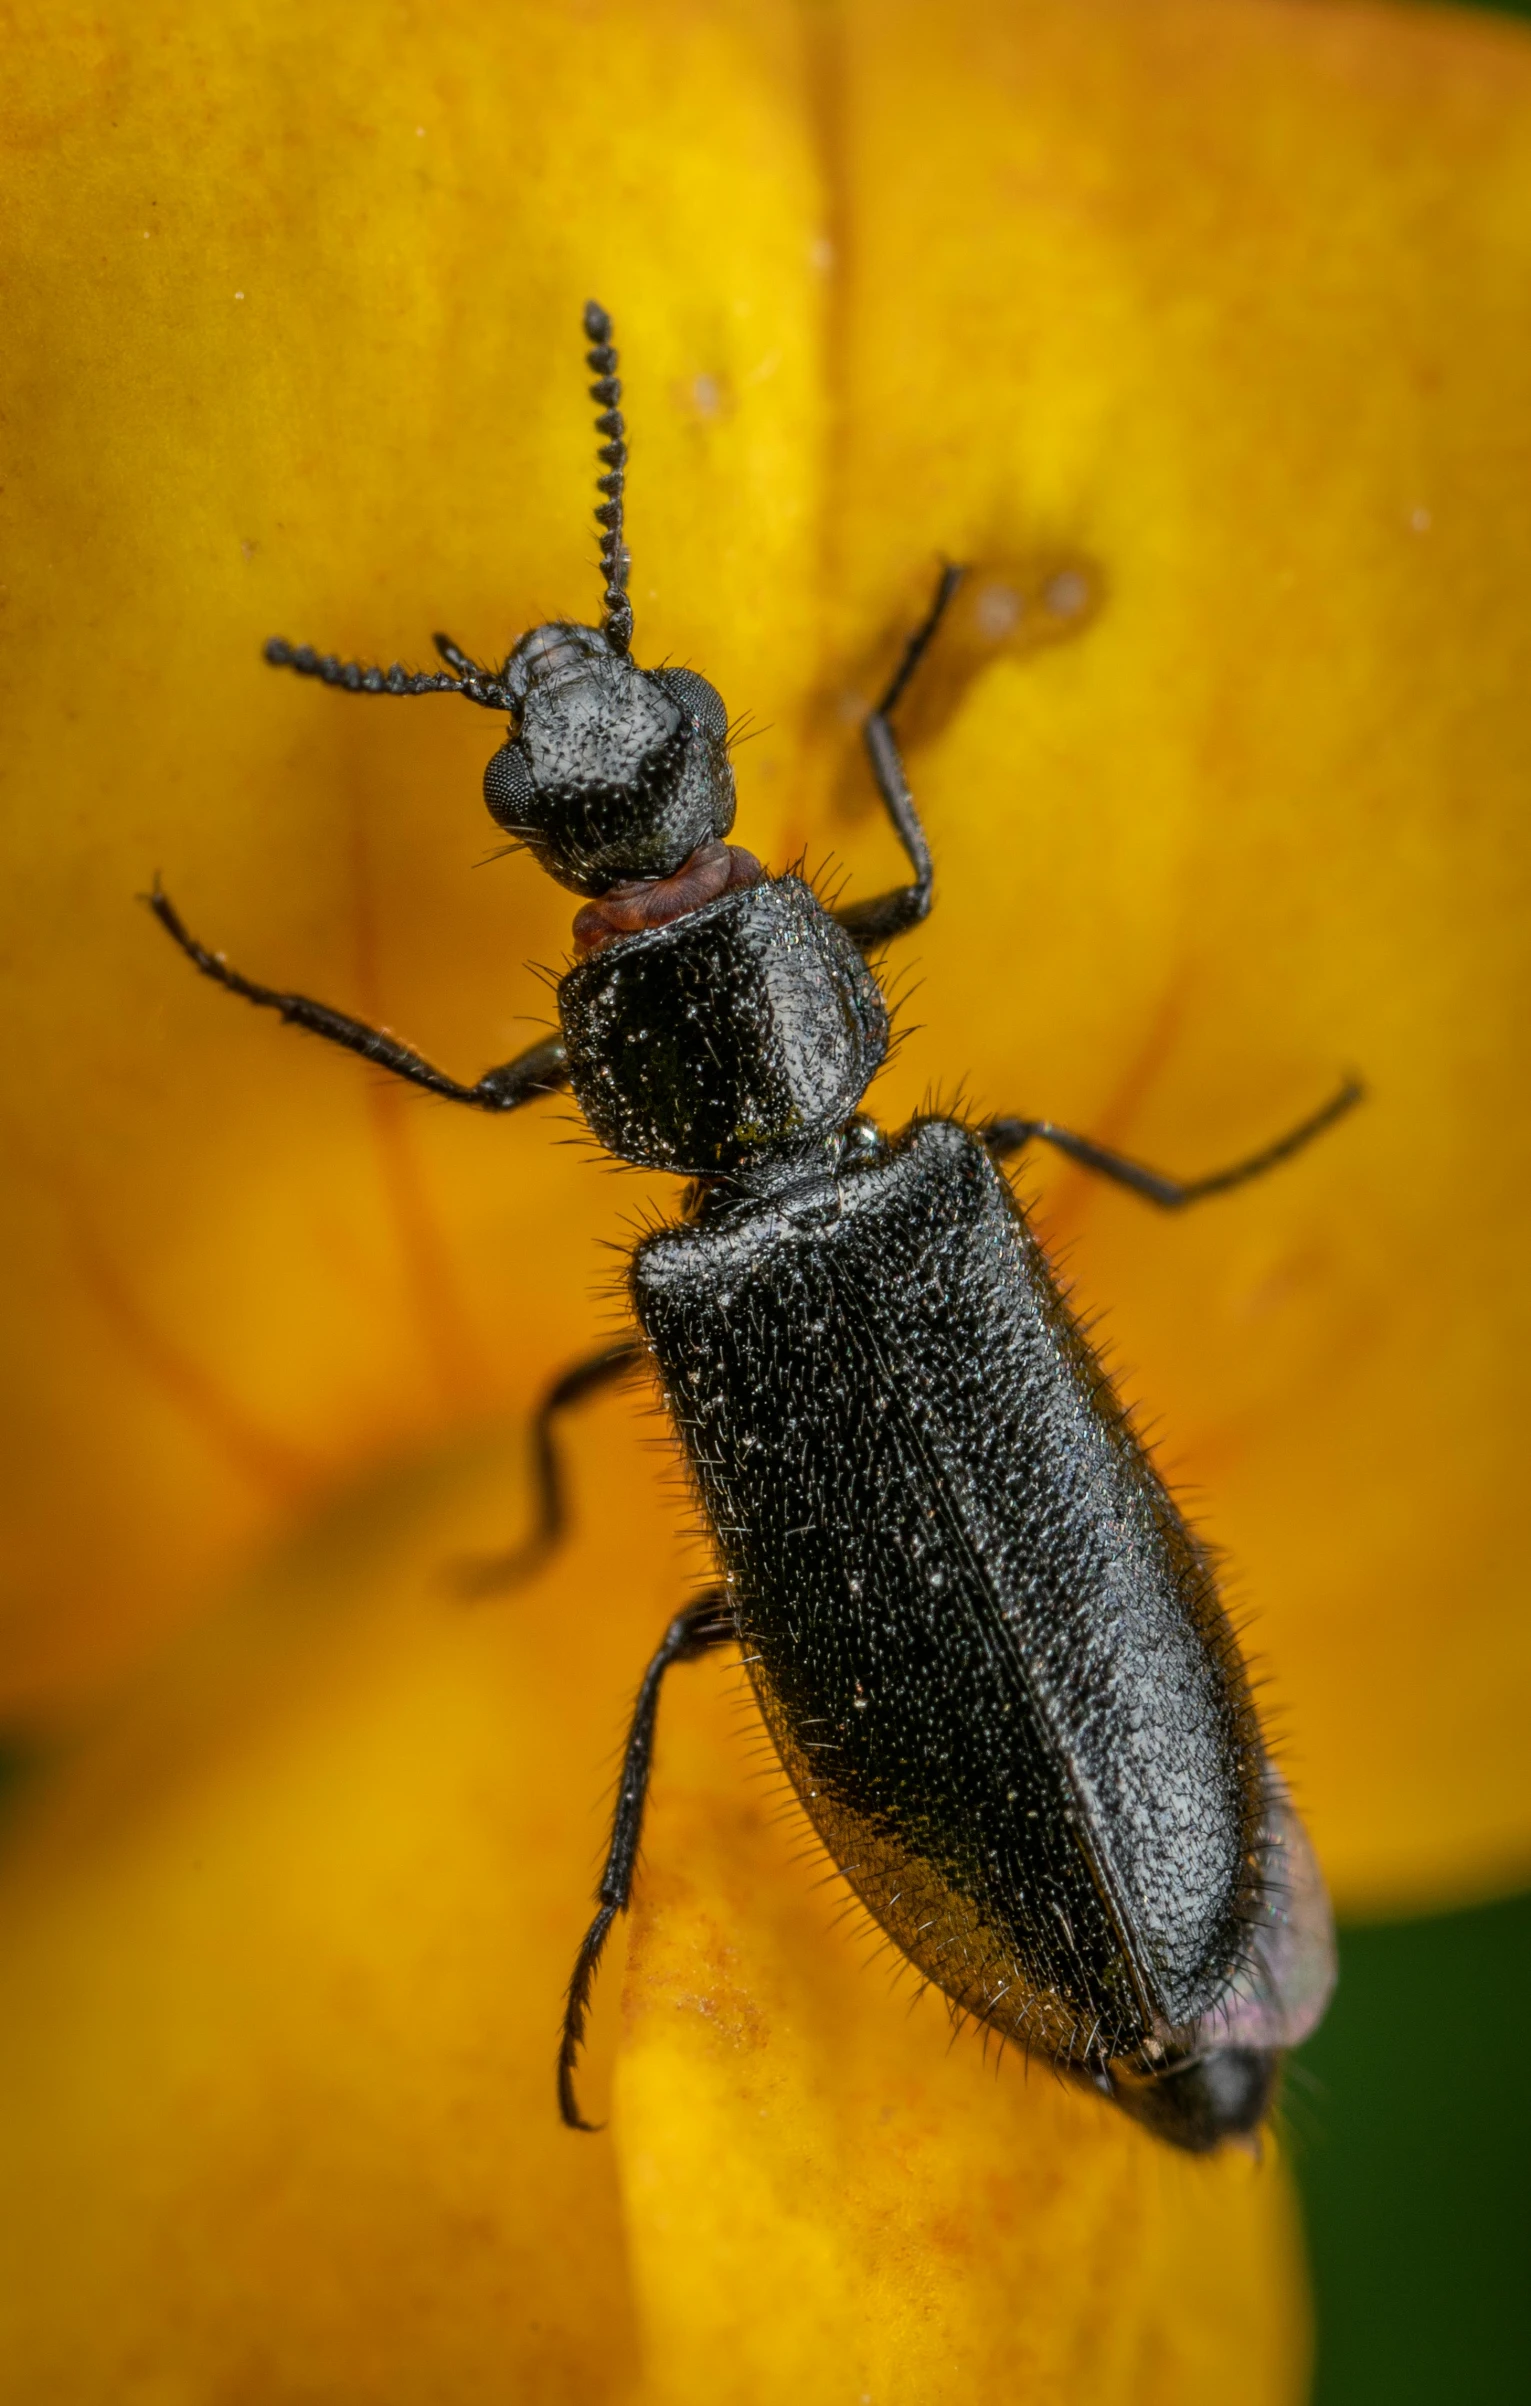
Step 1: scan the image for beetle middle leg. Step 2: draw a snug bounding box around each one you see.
[979,1075,1363,1207]
[455,1336,645,1596]
[560,1588,734,2130]
[836,563,964,953]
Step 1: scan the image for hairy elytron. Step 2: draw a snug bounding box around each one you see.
[152,303,1355,2151]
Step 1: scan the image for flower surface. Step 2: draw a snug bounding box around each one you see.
[2,0,1529,2396]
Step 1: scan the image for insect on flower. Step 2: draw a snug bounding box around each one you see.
[150,301,1357,2151]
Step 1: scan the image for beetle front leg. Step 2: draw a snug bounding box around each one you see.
[148,883,569,1110]
[836,564,963,953]
[559,1589,734,2131]
[979,1076,1363,1208]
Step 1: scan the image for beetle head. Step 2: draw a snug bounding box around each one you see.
[482,627,735,895]
[264,301,738,895]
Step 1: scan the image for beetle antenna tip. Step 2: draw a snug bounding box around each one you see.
[582,299,633,655]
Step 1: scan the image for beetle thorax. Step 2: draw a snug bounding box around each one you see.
[557,876,891,1176]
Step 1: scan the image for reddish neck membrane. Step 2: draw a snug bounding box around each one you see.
[571,840,766,956]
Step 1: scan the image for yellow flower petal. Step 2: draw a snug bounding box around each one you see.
[816,0,1531,1913]
[618,1656,1308,2405]
[0,1445,1309,2400]
[0,1448,651,2396]
[3,0,1531,2394]
[0,0,827,1705]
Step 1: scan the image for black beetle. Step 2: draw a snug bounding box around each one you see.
[150,301,1356,2152]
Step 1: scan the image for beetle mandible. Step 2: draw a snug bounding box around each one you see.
[150,301,1358,2152]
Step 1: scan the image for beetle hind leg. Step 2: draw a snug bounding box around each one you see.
[559,1590,733,2131]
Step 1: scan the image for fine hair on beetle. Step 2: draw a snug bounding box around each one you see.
[149,298,1361,2155]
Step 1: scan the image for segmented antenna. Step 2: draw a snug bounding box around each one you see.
[583,300,632,655]
[263,636,514,712]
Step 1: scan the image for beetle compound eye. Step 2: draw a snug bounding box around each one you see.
[660,667,729,741]
[483,740,537,830]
